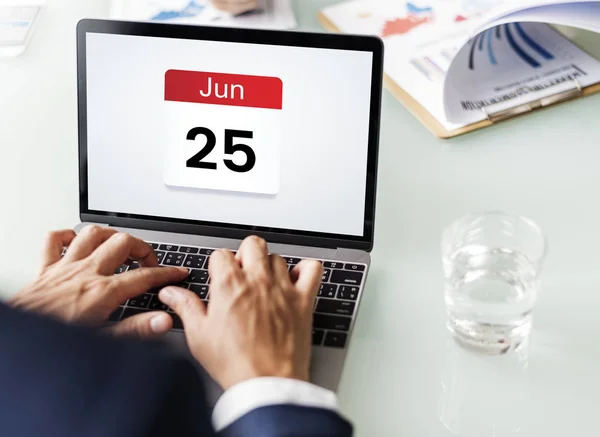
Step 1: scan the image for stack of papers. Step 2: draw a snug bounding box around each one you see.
[110,0,297,30]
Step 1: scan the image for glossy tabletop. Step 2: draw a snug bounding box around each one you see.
[2,1,600,436]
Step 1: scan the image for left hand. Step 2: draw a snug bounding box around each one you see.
[9,226,189,339]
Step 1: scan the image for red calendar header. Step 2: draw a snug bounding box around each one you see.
[164,70,283,110]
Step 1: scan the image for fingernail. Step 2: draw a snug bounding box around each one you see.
[177,267,190,275]
[150,313,171,334]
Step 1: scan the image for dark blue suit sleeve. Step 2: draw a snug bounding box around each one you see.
[0,303,353,437]
[0,303,213,437]
[221,405,353,437]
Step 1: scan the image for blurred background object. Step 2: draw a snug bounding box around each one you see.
[110,0,297,29]
[211,0,258,15]
[0,0,45,57]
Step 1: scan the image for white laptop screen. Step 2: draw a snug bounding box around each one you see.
[84,32,374,238]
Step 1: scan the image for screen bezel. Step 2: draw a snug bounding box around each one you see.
[77,19,383,251]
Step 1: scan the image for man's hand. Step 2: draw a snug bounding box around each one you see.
[10,226,189,338]
[159,236,323,390]
[211,0,258,15]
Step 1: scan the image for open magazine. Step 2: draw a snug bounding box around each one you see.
[321,0,600,137]
[110,0,297,30]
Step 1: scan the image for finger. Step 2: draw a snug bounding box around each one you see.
[111,266,189,303]
[40,229,77,269]
[209,249,242,287]
[63,225,117,261]
[107,311,172,339]
[91,232,158,275]
[292,260,323,300]
[159,287,207,331]
[236,236,270,281]
[270,254,292,286]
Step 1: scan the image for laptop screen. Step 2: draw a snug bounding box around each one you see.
[83,29,377,240]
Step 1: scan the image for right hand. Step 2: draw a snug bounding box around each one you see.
[159,236,323,390]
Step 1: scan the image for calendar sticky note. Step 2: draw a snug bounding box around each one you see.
[163,70,283,195]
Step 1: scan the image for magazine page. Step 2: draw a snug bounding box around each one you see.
[478,2,600,34]
[443,20,600,124]
[322,0,514,132]
[469,0,600,37]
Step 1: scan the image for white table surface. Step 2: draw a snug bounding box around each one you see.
[2,1,600,436]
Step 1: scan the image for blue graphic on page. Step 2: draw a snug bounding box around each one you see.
[469,23,554,70]
[151,1,205,21]
[406,2,433,15]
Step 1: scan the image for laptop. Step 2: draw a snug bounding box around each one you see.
[76,19,383,402]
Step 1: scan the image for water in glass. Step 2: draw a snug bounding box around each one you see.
[444,243,539,354]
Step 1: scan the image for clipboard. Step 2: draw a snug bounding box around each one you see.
[318,12,600,139]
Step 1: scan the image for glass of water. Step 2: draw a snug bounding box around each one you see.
[442,212,547,354]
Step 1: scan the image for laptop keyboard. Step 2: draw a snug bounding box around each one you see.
[107,242,366,349]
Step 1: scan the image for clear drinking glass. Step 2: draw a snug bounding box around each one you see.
[442,212,547,354]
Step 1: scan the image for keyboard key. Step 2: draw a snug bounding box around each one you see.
[322,269,331,282]
[189,284,209,299]
[108,307,124,322]
[114,265,128,274]
[159,244,179,252]
[179,246,199,254]
[312,329,325,346]
[283,257,301,265]
[163,253,185,266]
[127,293,152,309]
[316,299,356,316]
[154,251,165,264]
[319,284,337,298]
[172,282,190,290]
[345,263,366,272]
[148,295,169,311]
[324,332,348,348]
[148,243,159,249]
[129,262,140,270]
[184,255,206,269]
[170,314,184,330]
[313,314,351,332]
[337,286,359,301]
[324,261,344,269]
[121,307,150,320]
[330,269,363,286]
[188,269,209,284]
[200,248,215,256]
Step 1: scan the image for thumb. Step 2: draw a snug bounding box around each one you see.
[159,286,207,331]
[107,311,173,339]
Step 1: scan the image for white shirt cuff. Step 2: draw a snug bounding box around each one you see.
[212,377,338,431]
